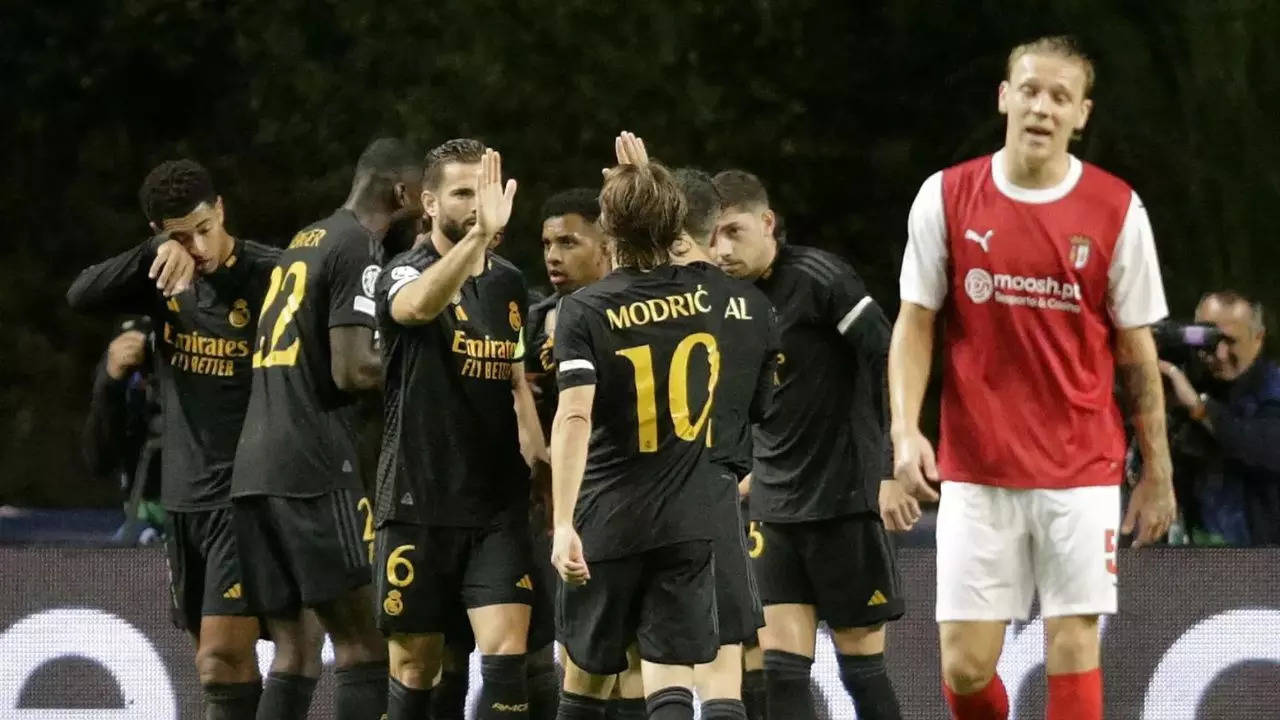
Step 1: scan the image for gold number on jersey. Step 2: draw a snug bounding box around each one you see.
[615,332,720,453]
[252,261,308,368]
[386,544,416,588]
[747,521,765,558]
[357,497,375,563]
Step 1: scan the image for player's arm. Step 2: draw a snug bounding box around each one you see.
[391,150,517,325]
[513,344,551,469]
[330,326,381,391]
[887,171,948,508]
[66,235,194,312]
[549,295,598,584]
[1110,190,1175,545]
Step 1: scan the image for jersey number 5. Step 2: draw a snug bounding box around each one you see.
[616,332,720,453]
[252,262,308,368]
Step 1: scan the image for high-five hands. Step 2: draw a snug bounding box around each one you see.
[603,131,651,177]
[475,148,518,238]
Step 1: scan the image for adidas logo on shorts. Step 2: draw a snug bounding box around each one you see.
[515,575,534,591]
[867,590,888,606]
[222,583,243,600]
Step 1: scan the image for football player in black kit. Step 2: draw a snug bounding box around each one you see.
[710,170,912,720]
[668,165,776,720]
[373,140,550,720]
[551,135,771,720]
[231,138,426,720]
[66,159,307,720]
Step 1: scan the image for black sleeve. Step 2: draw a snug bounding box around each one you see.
[553,296,598,389]
[375,260,424,328]
[66,237,161,314]
[327,235,379,329]
[82,358,128,476]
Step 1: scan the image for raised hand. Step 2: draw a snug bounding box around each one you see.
[149,237,195,297]
[615,131,650,167]
[475,148,518,239]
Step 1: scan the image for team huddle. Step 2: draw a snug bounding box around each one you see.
[67,36,1175,720]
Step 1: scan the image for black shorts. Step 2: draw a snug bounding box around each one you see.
[375,520,535,637]
[711,473,763,645]
[557,540,719,675]
[233,489,373,617]
[164,507,253,631]
[750,513,905,629]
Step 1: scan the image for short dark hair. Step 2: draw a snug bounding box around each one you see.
[1201,289,1266,333]
[673,168,720,246]
[424,138,486,191]
[355,137,422,181]
[600,162,686,270]
[712,169,769,212]
[540,188,601,224]
[138,159,216,224]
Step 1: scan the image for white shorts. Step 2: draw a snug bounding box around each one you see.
[935,481,1120,622]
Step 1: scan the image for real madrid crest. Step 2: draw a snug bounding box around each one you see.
[228,299,251,328]
[508,301,523,331]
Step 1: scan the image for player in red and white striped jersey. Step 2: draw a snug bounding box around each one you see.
[887,36,1176,720]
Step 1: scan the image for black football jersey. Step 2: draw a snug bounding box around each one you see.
[66,237,279,510]
[751,244,890,522]
[374,243,531,526]
[231,209,382,498]
[524,292,562,436]
[554,263,731,561]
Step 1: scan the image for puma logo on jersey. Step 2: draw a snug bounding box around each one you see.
[965,228,993,253]
[515,575,534,591]
[867,589,888,606]
[222,583,243,600]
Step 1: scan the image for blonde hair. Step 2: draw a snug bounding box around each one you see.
[1007,35,1095,97]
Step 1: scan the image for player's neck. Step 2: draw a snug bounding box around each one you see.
[754,237,780,281]
[342,199,392,242]
[1002,147,1071,189]
[432,230,487,275]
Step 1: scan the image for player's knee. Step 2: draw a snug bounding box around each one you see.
[562,659,613,699]
[831,624,885,655]
[940,647,998,695]
[195,642,257,685]
[270,628,324,677]
[1046,616,1100,669]
[527,643,557,676]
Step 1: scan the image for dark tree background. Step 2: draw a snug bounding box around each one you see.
[2,0,1277,506]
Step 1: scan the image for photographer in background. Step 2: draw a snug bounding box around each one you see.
[83,317,165,545]
[1159,290,1280,546]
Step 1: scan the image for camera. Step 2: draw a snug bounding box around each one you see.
[1152,319,1222,366]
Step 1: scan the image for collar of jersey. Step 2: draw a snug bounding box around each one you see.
[990,148,1082,204]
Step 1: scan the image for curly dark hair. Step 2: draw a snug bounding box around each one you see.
[673,168,720,246]
[539,188,601,224]
[138,159,216,225]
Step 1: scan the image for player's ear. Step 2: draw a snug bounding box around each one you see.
[1076,98,1094,132]
[214,196,225,224]
[422,189,439,219]
[761,208,776,238]
[998,80,1010,115]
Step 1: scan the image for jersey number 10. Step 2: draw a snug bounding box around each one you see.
[615,332,720,453]
[252,262,308,368]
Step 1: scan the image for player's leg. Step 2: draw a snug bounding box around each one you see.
[637,540,720,720]
[741,640,766,720]
[558,555,643,720]
[465,521,536,720]
[1032,485,1120,720]
[696,477,763,720]
[375,522,456,720]
[281,491,387,720]
[431,639,474,719]
[606,650,646,720]
[750,521,818,720]
[526,641,561,720]
[814,514,905,720]
[258,611,325,720]
[527,519,563,720]
[935,482,1034,720]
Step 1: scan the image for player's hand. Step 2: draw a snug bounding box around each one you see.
[879,478,922,532]
[106,330,147,380]
[1158,360,1202,413]
[475,148,517,239]
[1122,468,1176,548]
[737,473,752,500]
[552,525,590,586]
[891,429,941,502]
[149,239,195,297]
[615,131,650,167]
